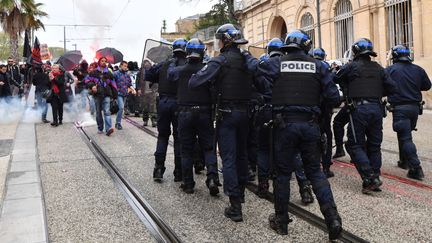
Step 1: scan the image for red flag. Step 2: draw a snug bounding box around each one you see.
[31,37,42,65]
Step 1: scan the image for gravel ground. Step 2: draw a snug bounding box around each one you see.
[37,123,155,243]
[124,116,432,242]
[85,120,329,243]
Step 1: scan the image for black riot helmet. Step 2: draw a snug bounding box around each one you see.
[172,38,188,54]
[214,24,248,51]
[352,38,377,58]
[312,47,327,60]
[266,38,284,57]
[281,30,312,53]
[186,38,206,60]
[391,44,412,62]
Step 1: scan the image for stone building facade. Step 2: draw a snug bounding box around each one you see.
[235,0,432,75]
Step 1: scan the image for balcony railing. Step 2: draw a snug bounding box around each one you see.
[190,26,218,42]
[234,0,261,11]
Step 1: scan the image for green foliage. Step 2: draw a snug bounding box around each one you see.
[0,32,23,62]
[194,0,238,31]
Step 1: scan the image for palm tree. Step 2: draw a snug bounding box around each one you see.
[0,0,47,61]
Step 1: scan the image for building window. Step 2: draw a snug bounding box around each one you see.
[300,12,315,49]
[386,0,413,50]
[334,0,354,59]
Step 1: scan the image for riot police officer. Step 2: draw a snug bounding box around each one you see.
[311,48,336,177]
[335,38,397,193]
[189,24,267,222]
[167,38,220,195]
[251,37,314,204]
[332,105,349,158]
[243,30,342,240]
[386,45,431,180]
[146,38,187,182]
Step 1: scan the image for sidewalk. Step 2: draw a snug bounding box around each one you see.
[0,120,47,242]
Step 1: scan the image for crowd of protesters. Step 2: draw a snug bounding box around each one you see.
[0,56,153,137]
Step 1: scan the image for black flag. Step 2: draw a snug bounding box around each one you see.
[23,29,31,59]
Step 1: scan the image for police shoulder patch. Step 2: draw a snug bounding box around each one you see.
[280,61,316,73]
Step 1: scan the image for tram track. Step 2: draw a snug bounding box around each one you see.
[75,125,182,243]
[124,116,369,243]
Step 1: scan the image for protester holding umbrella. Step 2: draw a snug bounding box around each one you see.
[48,64,68,127]
[85,57,117,136]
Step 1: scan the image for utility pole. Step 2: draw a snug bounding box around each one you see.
[316,0,322,48]
[63,26,66,52]
[72,43,77,50]
[45,24,111,51]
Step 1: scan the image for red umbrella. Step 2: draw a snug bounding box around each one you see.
[95,47,124,64]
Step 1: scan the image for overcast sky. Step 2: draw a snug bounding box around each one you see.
[35,0,213,63]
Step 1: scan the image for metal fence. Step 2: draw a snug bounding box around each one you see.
[334,0,354,59]
[385,0,413,51]
[300,12,315,50]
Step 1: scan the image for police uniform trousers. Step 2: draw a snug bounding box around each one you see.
[346,103,383,177]
[154,95,181,172]
[273,114,335,223]
[333,105,349,148]
[256,107,310,186]
[392,104,421,169]
[177,106,218,187]
[218,108,250,198]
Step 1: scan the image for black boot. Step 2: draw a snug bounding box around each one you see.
[257,179,269,199]
[206,177,220,196]
[321,203,342,241]
[153,157,165,182]
[407,166,424,180]
[299,184,314,205]
[332,145,345,158]
[180,182,195,194]
[397,160,409,170]
[143,120,148,127]
[173,156,182,182]
[323,167,335,178]
[268,213,289,235]
[224,197,243,222]
[362,176,382,194]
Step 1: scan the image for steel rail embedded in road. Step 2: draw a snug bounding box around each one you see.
[125,116,369,243]
[75,125,181,243]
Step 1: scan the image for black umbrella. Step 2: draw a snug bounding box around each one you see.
[57,50,83,71]
[96,47,123,64]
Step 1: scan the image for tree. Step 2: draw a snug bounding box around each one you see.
[0,0,47,61]
[0,32,23,61]
[194,0,239,31]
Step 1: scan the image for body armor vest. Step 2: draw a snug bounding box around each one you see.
[272,53,321,106]
[177,62,211,105]
[216,50,252,102]
[348,60,383,99]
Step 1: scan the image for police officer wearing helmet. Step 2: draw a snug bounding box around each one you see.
[167,38,221,195]
[145,38,188,182]
[311,47,336,178]
[243,30,342,240]
[248,37,314,205]
[334,38,397,193]
[386,45,431,180]
[190,23,267,222]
